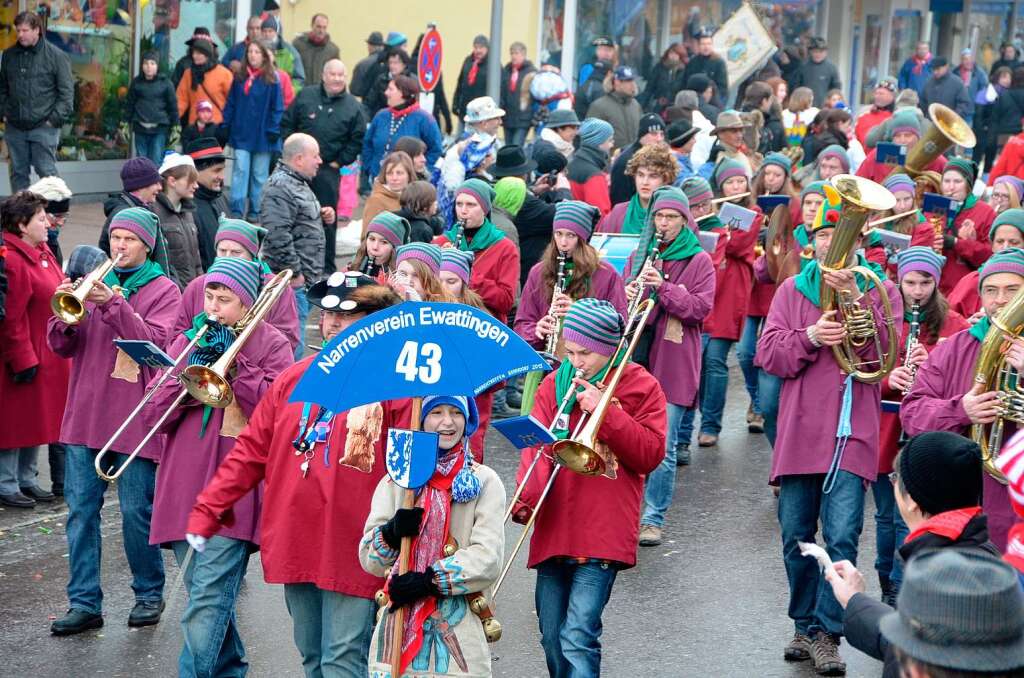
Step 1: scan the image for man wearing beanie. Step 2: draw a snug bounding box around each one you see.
[586,66,642,152]
[902,247,1024,551]
[512,297,666,677]
[947,207,1024,317]
[856,108,947,184]
[758,193,902,675]
[609,112,666,205]
[567,118,615,215]
[47,205,183,636]
[99,157,172,277]
[145,256,292,674]
[853,77,896,147]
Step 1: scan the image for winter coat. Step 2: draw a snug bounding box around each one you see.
[761,107,786,153]
[152,193,203,288]
[682,54,729,99]
[956,64,988,108]
[586,91,642,151]
[704,217,761,340]
[574,64,611,118]
[991,87,1024,136]
[147,322,292,547]
[793,59,842,107]
[187,356,413,596]
[432,232,519,323]
[990,132,1024,181]
[0,233,70,448]
[567,145,611,215]
[193,184,228,271]
[361,182,402,233]
[362,104,444,178]
[491,208,520,247]
[947,270,981,318]
[804,128,848,165]
[292,33,340,87]
[921,73,972,120]
[125,73,179,135]
[266,36,305,86]
[394,207,444,243]
[350,52,380,99]
[452,52,490,116]
[222,75,284,154]
[281,84,365,168]
[221,40,250,68]
[46,273,180,459]
[514,190,567,288]
[641,61,684,113]
[261,163,326,282]
[180,121,228,149]
[898,57,932,95]
[609,142,640,206]
[853,106,893,147]
[98,193,173,281]
[0,37,73,130]
[500,59,537,129]
[177,64,234,124]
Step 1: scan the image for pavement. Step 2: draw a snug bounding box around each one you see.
[0,204,884,676]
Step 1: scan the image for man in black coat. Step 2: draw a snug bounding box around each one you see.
[186,138,229,270]
[281,59,366,273]
[453,35,490,130]
[349,31,385,99]
[500,42,537,148]
[793,37,842,107]
[514,141,571,288]
[681,28,728,102]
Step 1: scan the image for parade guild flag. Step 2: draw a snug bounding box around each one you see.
[713,3,777,89]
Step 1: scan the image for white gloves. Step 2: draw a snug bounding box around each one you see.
[185,533,207,553]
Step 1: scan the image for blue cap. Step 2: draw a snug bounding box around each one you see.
[614,65,635,81]
[385,31,407,47]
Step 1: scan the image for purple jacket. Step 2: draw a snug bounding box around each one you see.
[174,273,300,353]
[596,201,630,234]
[757,276,902,483]
[900,328,1020,550]
[514,260,628,350]
[145,321,292,546]
[46,276,181,460]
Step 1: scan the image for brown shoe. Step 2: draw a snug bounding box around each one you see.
[810,632,846,675]
[748,413,765,434]
[783,632,812,661]
[638,524,662,546]
[697,433,717,447]
[746,404,755,424]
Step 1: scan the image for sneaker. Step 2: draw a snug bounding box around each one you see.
[51,609,103,636]
[783,632,812,661]
[638,524,662,546]
[748,413,765,434]
[675,445,691,466]
[810,632,846,675]
[697,433,718,447]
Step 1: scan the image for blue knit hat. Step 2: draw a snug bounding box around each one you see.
[761,152,792,177]
[420,394,481,503]
[561,298,624,357]
[578,118,614,148]
[205,257,263,307]
[897,246,946,282]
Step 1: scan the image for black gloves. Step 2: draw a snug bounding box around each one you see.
[12,365,37,384]
[388,567,440,610]
[380,507,424,550]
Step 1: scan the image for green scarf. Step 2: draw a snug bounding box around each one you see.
[445,218,505,252]
[793,255,885,309]
[551,351,626,439]
[904,307,927,323]
[621,193,649,235]
[699,215,723,232]
[963,194,978,211]
[102,260,165,301]
[969,314,991,342]
[794,224,810,248]
[656,229,704,262]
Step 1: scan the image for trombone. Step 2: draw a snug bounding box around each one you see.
[94,269,294,481]
[51,253,124,324]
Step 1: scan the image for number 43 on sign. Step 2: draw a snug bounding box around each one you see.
[396,341,442,383]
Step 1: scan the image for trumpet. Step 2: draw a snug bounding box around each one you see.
[94,269,293,481]
[902,302,921,395]
[544,251,568,359]
[51,253,124,324]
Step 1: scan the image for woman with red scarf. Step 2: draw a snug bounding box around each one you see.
[362,74,444,183]
[360,394,503,678]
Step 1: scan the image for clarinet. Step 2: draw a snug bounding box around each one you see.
[361,256,381,278]
[901,302,921,395]
[545,251,568,356]
[628,235,663,317]
[454,220,466,250]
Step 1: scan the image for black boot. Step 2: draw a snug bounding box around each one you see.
[51,609,103,636]
[879,574,898,608]
[128,600,165,627]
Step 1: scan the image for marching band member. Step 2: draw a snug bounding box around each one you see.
[359,394,504,678]
[627,186,715,545]
[47,207,181,635]
[856,109,946,184]
[947,208,1024,318]
[350,211,410,280]
[862,174,927,277]
[187,275,409,676]
[874,247,967,606]
[512,298,666,678]
[145,257,292,676]
[392,243,449,302]
[901,247,1024,551]
[750,152,797,199]
[757,194,901,676]
[596,143,677,234]
[173,216,299,352]
[989,175,1023,215]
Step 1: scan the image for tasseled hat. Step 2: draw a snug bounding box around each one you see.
[215,216,266,258]
[396,242,443,275]
[109,207,160,252]
[440,249,474,285]
[455,178,495,215]
[420,395,481,503]
[978,247,1024,288]
[205,257,263,307]
[897,246,946,282]
[561,298,625,357]
[366,211,411,249]
[553,200,601,241]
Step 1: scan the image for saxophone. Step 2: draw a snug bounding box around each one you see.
[901,303,921,395]
[544,251,568,357]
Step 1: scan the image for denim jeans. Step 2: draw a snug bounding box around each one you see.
[229,149,271,218]
[283,583,376,678]
[737,316,763,414]
[872,474,908,586]
[294,285,310,361]
[535,559,618,678]
[6,124,59,192]
[642,403,690,528]
[134,131,168,166]
[0,446,40,494]
[778,471,866,636]
[505,126,529,147]
[171,537,251,678]
[759,372,783,447]
[698,334,734,436]
[64,444,164,614]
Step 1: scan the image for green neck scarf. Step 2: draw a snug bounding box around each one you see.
[904,307,927,323]
[657,229,704,262]
[621,193,649,235]
[698,214,723,232]
[793,255,885,309]
[103,260,164,301]
[969,314,991,342]
[963,194,978,211]
[794,224,810,248]
[551,351,626,439]
[445,218,505,252]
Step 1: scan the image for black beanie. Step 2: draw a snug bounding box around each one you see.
[637,113,665,140]
[899,431,982,516]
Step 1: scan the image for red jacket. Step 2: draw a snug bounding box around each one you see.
[989,134,1024,184]
[187,356,413,598]
[947,270,981,318]
[0,233,69,448]
[570,174,612,216]
[514,363,666,568]
[909,201,995,295]
[856,147,947,184]
[432,235,519,323]
[703,213,761,340]
[854,107,892,147]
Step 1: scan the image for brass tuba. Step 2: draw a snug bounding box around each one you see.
[971,288,1024,482]
[901,103,977,195]
[819,175,899,384]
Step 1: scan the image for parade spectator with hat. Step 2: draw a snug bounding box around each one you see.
[500,42,537,148]
[957,48,988,120]
[609,113,665,205]
[586,66,642,151]
[709,109,755,176]
[857,108,946,183]
[172,27,219,88]
[793,37,842,107]
[180,100,227,148]
[29,175,72,267]
[666,119,707,183]
[350,31,385,99]
[186,138,229,270]
[461,95,505,140]
[292,14,339,86]
[574,57,613,119]
[921,57,972,120]
[567,118,615,216]
[260,16,304,87]
[126,51,178,165]
[854,76,897,147]
[539,108,579,158]
[153,153,203,288]
[98,157,172,277]
[578,35,617,87]
[453,35,491,127]
[176,33,233,125]
[681,27,728,99]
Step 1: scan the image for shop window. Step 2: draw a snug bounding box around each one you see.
[142,0,237,75]
[860,14,883,105]
[890,10,922,81]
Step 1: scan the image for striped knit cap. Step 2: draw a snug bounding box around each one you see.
[553,200,601,241]
[396,242,443,275]
[800,180,828,203]
[578,118,614,148]
[561,298,624,357]
[215,216,266,258]
[761,152,792,177]
[883,173,916,196]
[367,211,410,248]
[979,247,1024,288]
[440,248,474,284]
[712,157,748,190]
[995,176,1024,204]
[649,185,691,219]
[818,144,850,171]
[897,246,946,282]
[109,207,160,251]
[680,176,714,206]
[455,178,495,214]
[205,257,263,307]
[990,208,1024,241]
[945,157,977,186]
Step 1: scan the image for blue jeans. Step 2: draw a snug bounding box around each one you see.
[872,474,908,586]
[294,285,310,360]
[0,446,40,495]
[778,471,866,637]
[642,403,690,528]
[759,372,783,447]
[5,124,59,192]
[134,130,167,166]
[64,444,164,614]
[283,583,376,678]
[698,334,734,436]
[230,149,271,218]
[535,559,618,678]
[171,537,251,678]
[737,316,763,414]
